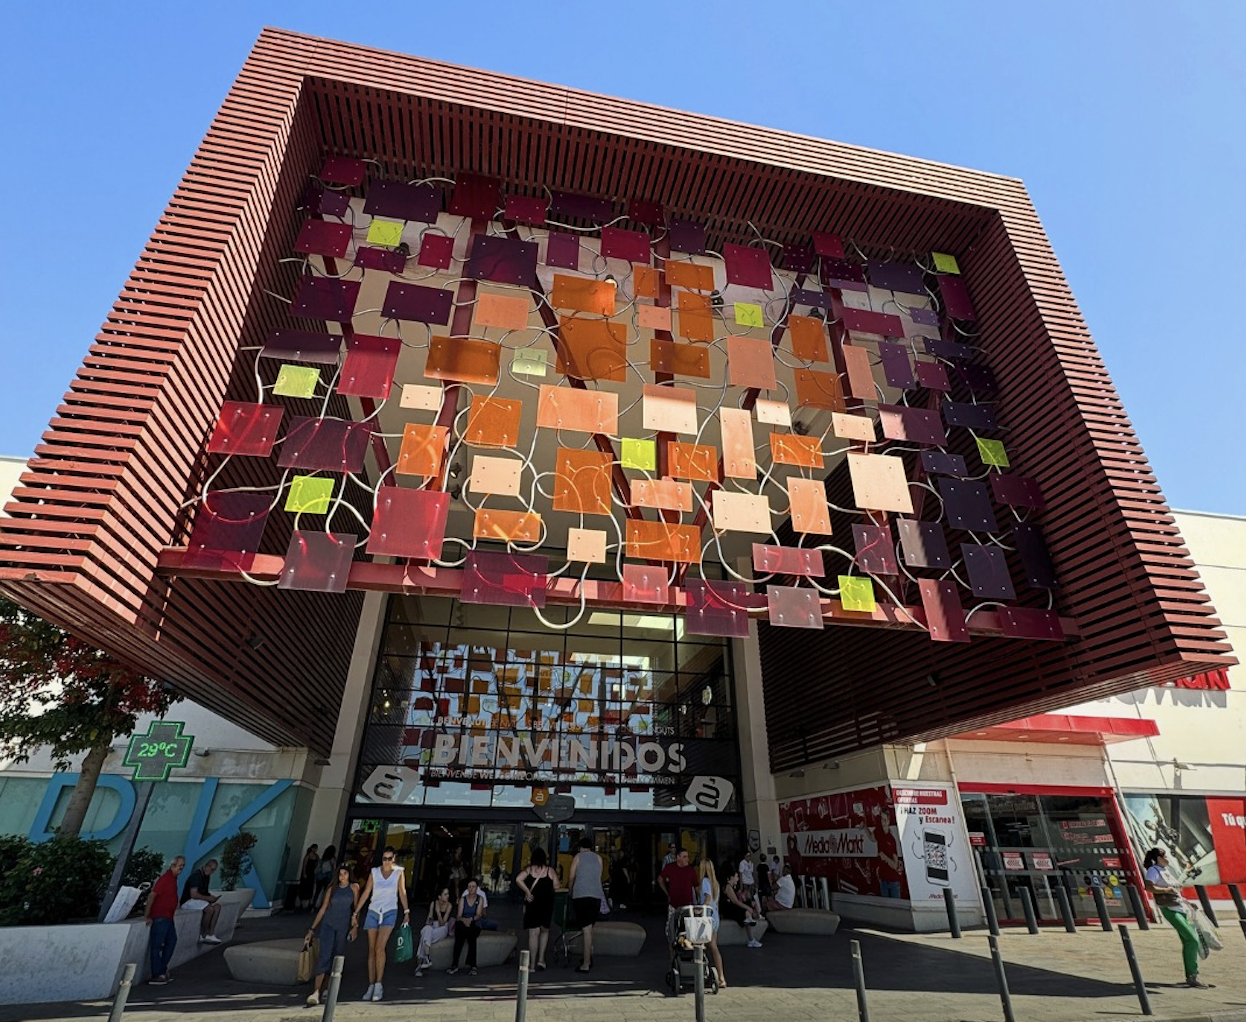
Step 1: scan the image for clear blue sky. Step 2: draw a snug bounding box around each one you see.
[1,2,1242,514]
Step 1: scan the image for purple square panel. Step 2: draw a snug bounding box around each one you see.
[622,563,670,604]
[685,579,753,638]
[999,606,1063,641]
[811,232,845,258]
[338,334,401,399]
[291,277,360,323]
[417,233,454,270]
[792,288,831,311]
[938,477,999,532]
[852,523,898,574]
[878,404,947,446]
[942,400,999,432]
[367,488,450,559]
[319,191,350,218]
[467,234,538,288]
[961,543,1015,599]
[820,258,867,292]
[991,474,1046,510]
[919,579,970,643]
[878,342,916,388]
[784,244,814,273]
[299,180,324,211]
[363,181,442,223]
[628,199,663,226]
[278,530,355,593]
[668,218,707,256]
[868,261,925,295]
[921,451,968,478]
[601,226,651,265]
[545,231,580,271]
[908,306,940,328]
[723,243,774,290]
[260,329,342,365]
[843,308,905,338]
[382,282,453,325]
[752,543,825,577]
[207,402,283,457]
[277,416,373,473]
[320,157,366,186]
[923,336,975,362]
[897,519,951,569]
[767,585,824,629]
[1013,523,1058,589]
[355,246,407,273]
[549,190,612,224]
[504,195,547,226]
[295,220,352,259]
[448,174,501,220]
[461,551,548,608]
[916,361,951,391]
[955,363,999,395]
[938,274,976,320]
[184,491,270,570]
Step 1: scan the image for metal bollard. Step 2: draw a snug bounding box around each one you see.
[1054,885,1077,933]
[516,949,530,1022]
[850,939,871,1022]
[693,946,706,1022]
[1118,926,1153,1016]
[1018,886,1039,935]
[819,876,831,911]
[1194,886,1219,928]
[1228,883,1246,919]
[987,934,1016,1022]
[108,963,136,1022]
[943,887,961,938]
[321,955,344,1022]
[1091,884,1113,931]
[1125,884,1150,930]
[981,885,1001,936]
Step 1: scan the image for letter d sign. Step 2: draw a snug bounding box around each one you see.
[684,776,734,812]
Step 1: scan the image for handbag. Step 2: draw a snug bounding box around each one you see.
[297,936,319,982]
[393,922,414,962]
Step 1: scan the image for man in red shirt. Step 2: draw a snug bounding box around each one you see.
[657,846,698,961]
[144,856,185,984]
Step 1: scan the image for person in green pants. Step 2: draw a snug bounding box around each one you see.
[1142,848,1207,988]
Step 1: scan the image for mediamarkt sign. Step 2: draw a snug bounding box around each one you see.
[431,733,687,774]
[795,829,879,858]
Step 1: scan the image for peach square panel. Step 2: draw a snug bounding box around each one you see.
[396,422,448,478]
[631,478,694,512]
[769,432,824,469]
[665,261,715,291]
[642,384,698,434]
[553,447,613,515]
[842,344,876,400]
[536,385,619,434]
[399,383,442,412]
[847,452,914,514]
[470,455,523,497]
[465,396,523,448]
[650,338,710,378]
[676,291,715,342]
[426,335,501,386]
[474,292,530,331]
[637,304,673,332]
[625,519,702,564]
[550,274,617,316]
[711,491,772,534]
[474,508,543,543]
[832,412,877,442]
[556,317,628,382]
[788,315,828,362]
[668,442,719,483]
[633,265,661,299]
[794,368,846,411]
[567,526,608,564]
[719,407,757,479]
[755,398,792,427]
[726,336,778,390]
[788,477,832,535]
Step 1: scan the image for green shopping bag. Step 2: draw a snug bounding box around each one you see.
[393,922,414,963]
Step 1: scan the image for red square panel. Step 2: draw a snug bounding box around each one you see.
[291,276,360,323]
[184,491,270,570]
[461,551,548,608]
[812,232,845,258]
[722,243,774,290]
[366,488,449,559]
[449,173,501,220]
[363,181,442,223]
[279,531,355,593]
[852,523,898,575]
[752,543,824,577]
[261,329,341,365]
[277,416,373,473]
[919,579,970,643]
[207,402,283,457]
[382,282,454,325]
[418,233,455,270]
[685,579,756,638]
[622,563,671,604]
[321,157,366,186]
[338,334,400,399]
[938,274,976,320]
[355,247,407,273]
[915,361,951,391]
[990,474,1046,510]
[546,232,580,271]
[601,226,651,264]
[999,606,1064,641]
[504,195,548,226]
[295,220,352,259]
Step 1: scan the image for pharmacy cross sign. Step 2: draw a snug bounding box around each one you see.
[122,720,195,782]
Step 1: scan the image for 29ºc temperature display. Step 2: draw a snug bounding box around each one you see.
[122,721,195,782]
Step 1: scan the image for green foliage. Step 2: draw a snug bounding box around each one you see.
[220,831,257,891]
[0,835,115,926]
[121,847,165,889]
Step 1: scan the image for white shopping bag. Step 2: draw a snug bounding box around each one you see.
[103,886,142,923]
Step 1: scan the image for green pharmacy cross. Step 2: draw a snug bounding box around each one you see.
[123,720,195,782]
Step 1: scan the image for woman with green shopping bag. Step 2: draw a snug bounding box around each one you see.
[354,847,410,1002]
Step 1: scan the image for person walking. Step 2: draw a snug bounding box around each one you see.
[180,858,223,944]
[447,878,488,975]
[305,865,359,1007]
[568,837,605,973]
[515,848,559,971]
[298,845,320,911]
[658,846,698,967]
[313,844,337,907]
[416,886,454,976]
[696,859,727,988]
[144,856,185,985]
[353,846,409,1001]
[1143,848,1208,988]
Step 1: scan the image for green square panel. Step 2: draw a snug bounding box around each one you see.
[621,438,656,471]
[274,364,320,398]
[839,575,876,613]
[367,219,405,246]
[976,437,1010,468]
[734,302,764,328]
[511,348,548,377]
[286,475,334,514]
[932,252,960,274]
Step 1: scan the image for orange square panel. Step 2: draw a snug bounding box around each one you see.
[536,385,619,434]
[769,432,824,469]
[669,442,719,482]
[551,274,616,316]
[727,336,777,390]
[650,338,710,378]
[556,317,628,382]
[637,304,672,332]
[788,477,832,535]
[788,315,828,362]
[475,293,529,331]
[794,368,846,411]
[567,526,608,564]
[470,455,522,497]
[553,447,613,515]
[712,491,771,534]
[847,452,914,514]
[842,344,876,400]
[642,385,698,434]
[832,412,877,442]
[474,508,543,543]
[633,265,661,299]
[465,396,522,448]
[676,292,714,342]
[631,478,693,512]
[396,422,447,477]
[625,519,701,564]
[665,261,715,291]
[719,407,756,479]
[426,335,501,386]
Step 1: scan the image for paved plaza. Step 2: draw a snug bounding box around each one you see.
[3,909,1245,1022]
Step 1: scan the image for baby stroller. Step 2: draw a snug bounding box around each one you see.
[665,905,719,996]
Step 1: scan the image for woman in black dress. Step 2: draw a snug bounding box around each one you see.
[515,848,559,971]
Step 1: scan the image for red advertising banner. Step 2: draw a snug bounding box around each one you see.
[1207,798,1246,885]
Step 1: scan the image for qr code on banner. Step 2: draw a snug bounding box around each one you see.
[925,840,948,870]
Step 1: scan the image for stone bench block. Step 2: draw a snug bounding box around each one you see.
[426,930,516,970]
[591,921,646,956]
[766,908,842,935]
[223,938,304,985]
[716,918,769,946]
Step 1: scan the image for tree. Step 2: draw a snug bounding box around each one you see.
[0,598,179,838]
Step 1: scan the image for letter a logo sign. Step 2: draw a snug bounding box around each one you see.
[685,776,734,812]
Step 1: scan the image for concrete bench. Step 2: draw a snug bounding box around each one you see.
[591,921,646,956]
[765,908,841,935]
[426,930,516,970]
[223,938,304,985]
[717,918,769,946]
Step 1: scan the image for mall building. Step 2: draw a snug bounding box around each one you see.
[0,30,1236,928]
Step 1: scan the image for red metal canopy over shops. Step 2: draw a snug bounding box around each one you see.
[952,714,1160,746]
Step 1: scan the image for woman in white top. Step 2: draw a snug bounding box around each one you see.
[416,886,454,976]
[353,846,410,1002]
[696,859,726,988]
[1143,847,1207,988]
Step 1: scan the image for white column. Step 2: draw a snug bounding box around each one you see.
[731,618,782,856]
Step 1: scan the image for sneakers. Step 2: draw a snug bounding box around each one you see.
[415,967,424,978]
[362,983,375,1001]
[200,934,222,945]
[149,975,170,986]
[469,967,478,976]
[372,983,384,1002]
[418,956,432,969]
[447,966,460,975]
[746,939,763,948]
[305,990,320,1007]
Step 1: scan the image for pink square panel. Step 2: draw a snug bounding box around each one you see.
[722,243,774,290]
[338,334,401,399]
[460,551,548,608]
[918,579,970,643]
[767,585,824,629]
[752,543,824,577]
[207,402,283,457]
[184,491,270,570]
[277,416,373,473]
[685,579,754,638]
[366,488,449,559]
[622,563,671,604]
[852,523,898,575]
[278,530,355,593]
